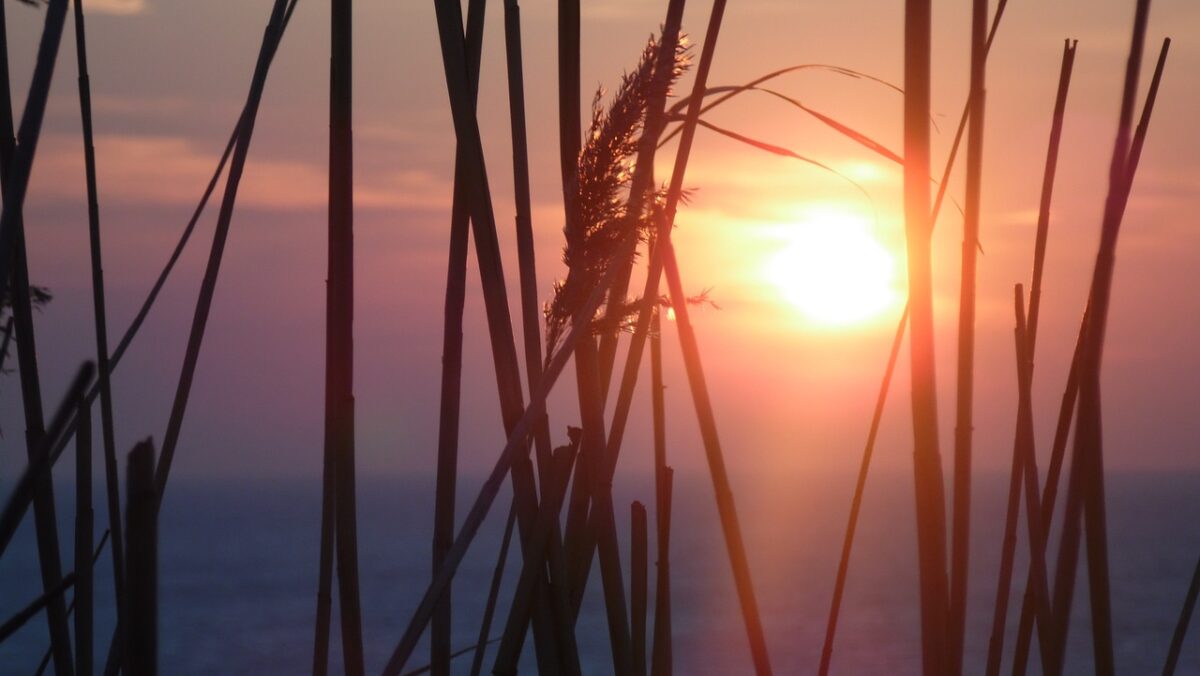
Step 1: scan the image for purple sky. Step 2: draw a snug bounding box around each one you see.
[3,0,1199,482]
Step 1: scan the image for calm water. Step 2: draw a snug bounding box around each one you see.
[1,470,1197,675]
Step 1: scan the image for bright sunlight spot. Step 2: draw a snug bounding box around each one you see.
[766,206,897,327]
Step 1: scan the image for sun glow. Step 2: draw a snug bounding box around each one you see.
[766,207,897,327]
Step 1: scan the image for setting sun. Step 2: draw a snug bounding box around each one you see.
[766,207,897,326]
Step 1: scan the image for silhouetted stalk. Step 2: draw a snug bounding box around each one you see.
[0,364,94,557]
[1163,554,1200,676]
[0,317,12,375]
[0,4,74,669]
[73,0,127,652]
[1014,288,1054,664]
[990,39,1078,676]
[468,502,516,676]
[0,0,70,302]
[75,398,94,676]
[819,305,908,676]
[946,0,987,670]
[903,1,950,674]
[494,444,581,676]
[1073,7,1154,672]
[929,0,1009,232]
[557,0,580,234]
[503,0,573,658]
[427,1,486,673]
[323,0,366,672]
[632,501,649,676]
[1024,40,1077,354]
[153,0,290,496]
[125,440,157,676]
[0,572,77,644]
[650,304,673,676]
[650,467,674,676]
[427,0,572,668]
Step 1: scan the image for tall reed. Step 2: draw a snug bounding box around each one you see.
[903,1,949,673]
[1070,4,1153,670]
[819,306,908,676]
[125,440,157,676]
[632,500,649,676]
[0,5,74,670]
[72,0,129,657]
[0,0,70,299]
[650,466,674,676]
[947,0,988,669]
[75,398,94,676]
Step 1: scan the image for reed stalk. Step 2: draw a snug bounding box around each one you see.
[427,1,486,673]
[1071,6,1154,671]
[818,305,908,676]
[0,572,77,644]
[0,0,70,300]
[650,466,674,676]
[125,440,157,676]
[0,5,74,668]
[930,0,1009,232]
[73,0,128,655]
[323,0,366,672]
[75,397,94,676]
[153,0,291,496]
[650,304,673,676]
[946,0,988,669]
[1163,554,1200,676]
[632,500,649,676]
[0,317,12,374]
[903,2,950,674]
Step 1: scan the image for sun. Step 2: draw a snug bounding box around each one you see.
[765,207,897,327]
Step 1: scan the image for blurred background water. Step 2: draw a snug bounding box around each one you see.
[1,469,1197,674]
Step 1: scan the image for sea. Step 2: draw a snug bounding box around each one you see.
[1,469,1197,675]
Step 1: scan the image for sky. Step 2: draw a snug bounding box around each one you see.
[1,0,1199,484]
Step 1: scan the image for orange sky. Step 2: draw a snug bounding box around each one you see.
[3,0,1199,480]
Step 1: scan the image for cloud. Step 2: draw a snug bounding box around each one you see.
[87,0,147,15]
[33,133,454,212]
